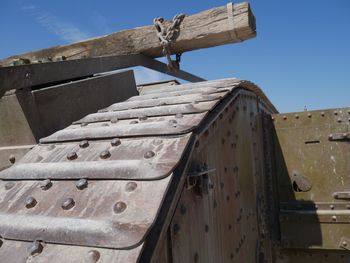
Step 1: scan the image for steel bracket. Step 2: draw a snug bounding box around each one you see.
[186,164,216,195]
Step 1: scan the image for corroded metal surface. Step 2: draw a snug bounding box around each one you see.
[273,107,350,251]
[0,77,278,262]
[0,178,170,248]
[40,113,206,143]
[0,135,191,180]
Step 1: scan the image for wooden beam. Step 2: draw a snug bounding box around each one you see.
[0,2,256,67]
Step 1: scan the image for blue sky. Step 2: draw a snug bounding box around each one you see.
[1,0,349,113]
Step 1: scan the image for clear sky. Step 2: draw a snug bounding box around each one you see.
[1,0,349,113]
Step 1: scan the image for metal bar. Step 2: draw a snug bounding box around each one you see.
[0,54,205,97]
[136,54,206,83]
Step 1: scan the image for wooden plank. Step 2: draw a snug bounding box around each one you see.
[0,2,255,67]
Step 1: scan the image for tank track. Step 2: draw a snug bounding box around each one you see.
[0,78,275,262]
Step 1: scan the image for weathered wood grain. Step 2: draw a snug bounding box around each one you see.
[0,2,255,67]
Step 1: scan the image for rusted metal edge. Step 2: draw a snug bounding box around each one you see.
[40,113,207,143]
[74,100,220,124]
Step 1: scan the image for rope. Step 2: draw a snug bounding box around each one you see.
[153,13,185,71]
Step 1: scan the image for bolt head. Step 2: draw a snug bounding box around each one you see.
[76,179,88,190]
[67,152,78,160]
[86,250,100,263]
[111,138,121,147]
[79,140,89,148]
[100,150,111,159]
[40,179,52,190]
[25,197,37,208]
[62,198,75,210]
[113,201,127,214]
[144,150,155,159]
[125,182,137,192]
[8,155,16,164]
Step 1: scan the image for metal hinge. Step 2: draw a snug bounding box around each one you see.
[333,191,350,200]
[186,164,216,195]
[328,133,350,141]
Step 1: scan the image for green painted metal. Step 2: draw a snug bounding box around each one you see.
[273,107,350,252]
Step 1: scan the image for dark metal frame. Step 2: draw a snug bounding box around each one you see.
[0,54,205,97]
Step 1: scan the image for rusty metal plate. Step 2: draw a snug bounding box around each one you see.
[140,78,240,95]
[0,239,143,263]
[40,113,206,143]
[0,134,191,180]
[75,100,219,124]
[0,178,171,249]
[101,91,228,112]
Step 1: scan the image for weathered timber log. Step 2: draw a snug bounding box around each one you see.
[0,2,256,67]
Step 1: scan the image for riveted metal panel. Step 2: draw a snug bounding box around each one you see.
[0,178,170,249]
[40,113,206,143]
[75,100,219,124]
[103,92,228,112]
[0,134,191,180]
[0,239,143,263]
[273,107,350,250]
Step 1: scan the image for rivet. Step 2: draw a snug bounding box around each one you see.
[144,151,155,159]
[111,138,121,147]
[334,111,338,115]
[332,215,337,221]
[175,113,183,118]
[110,117,119,124]
[271,116,275,120]
[4,182,15,190]
[308,113,312,118]
[283,116,287,120]
[76,179,88,190]
[180,204,187,215]
[173,223,181,234]
[337,118,342,123]
[28,240,43,256]
[25,196,37,208]
[40,179,52,190]
[125,182,137,192]
[342,241,347,247]
[113,201,127,214]
[86,250,101,263]
[79,140,89,148]
[67,152,78,160]
[321,112,325,117]
[62,198,75,210]
[129,120,138,124]
[100,150,111,159]
[330,204,335,209]
[295,114,299,119]
[8,155,16,164]
[138,115,147,121]
[194,252,199,262]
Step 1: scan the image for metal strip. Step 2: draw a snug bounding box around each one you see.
[41,113,206,143]
[74,100,219,124]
